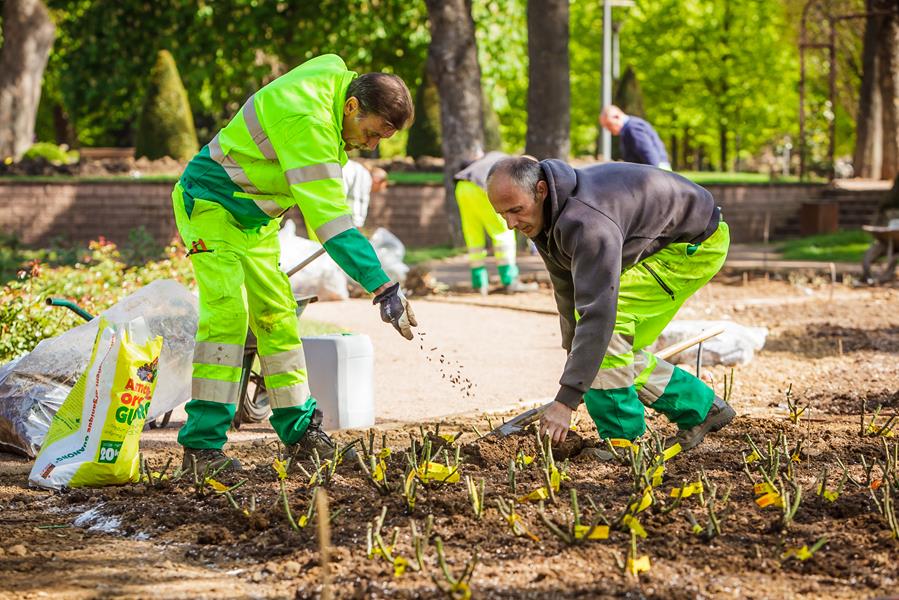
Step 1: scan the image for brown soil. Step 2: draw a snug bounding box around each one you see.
[2,278,898,599]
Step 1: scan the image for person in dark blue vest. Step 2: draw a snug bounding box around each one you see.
[600,105,671,170]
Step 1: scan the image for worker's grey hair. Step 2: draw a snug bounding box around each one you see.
[347,73,415,130]
[486,156,544,194]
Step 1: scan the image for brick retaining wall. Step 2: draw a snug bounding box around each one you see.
[0,179,881,249]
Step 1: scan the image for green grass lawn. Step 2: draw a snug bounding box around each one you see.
[681,171,808,185]
[387,171,444,185]
[298,318,348,336]
[778,230,873,263]
[404,245,466,265]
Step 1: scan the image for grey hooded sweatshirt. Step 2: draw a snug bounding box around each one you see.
[533,160,720,409]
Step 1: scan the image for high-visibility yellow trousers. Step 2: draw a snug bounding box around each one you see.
[583,221,730,440]
[172,183,316,449]
[455,180,518,288]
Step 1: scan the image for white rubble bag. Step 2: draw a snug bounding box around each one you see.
[278,219,349,301]
[370,227,409,286]
[0,280,197,457]
[652,320,768,366]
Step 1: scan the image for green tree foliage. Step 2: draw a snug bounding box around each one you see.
[474,0,529,151]
[42,0,430,146]
[35,0,856,167]
[135,50,198,160]
[568,0,800,167]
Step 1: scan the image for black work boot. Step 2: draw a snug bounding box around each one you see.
[181,447,243,474]
[668,396,736,452]
[287,409,347,463]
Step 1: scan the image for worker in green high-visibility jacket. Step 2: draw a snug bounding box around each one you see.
[172,54,417,472]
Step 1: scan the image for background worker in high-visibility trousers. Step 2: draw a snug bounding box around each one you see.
[486,157,735,452]
[600,105,671,170]
[173,54,417,472]
[343,159,388,228]
[454,151,537,294]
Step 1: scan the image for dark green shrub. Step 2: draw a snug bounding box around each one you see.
[134,50,199,161]
[406,70,443,159]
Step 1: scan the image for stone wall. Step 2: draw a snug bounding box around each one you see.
[1,179,883,249]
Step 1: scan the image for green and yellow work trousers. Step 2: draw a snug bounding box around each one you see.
[583,221,730,440]
[172,183,317,449]
[455,180,519,289]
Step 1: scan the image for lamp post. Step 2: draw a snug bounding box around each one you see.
[601,0,635,161]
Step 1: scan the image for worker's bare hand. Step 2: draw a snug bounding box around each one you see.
[540,401,573,445]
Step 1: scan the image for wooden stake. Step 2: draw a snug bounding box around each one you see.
[316,489,332,600]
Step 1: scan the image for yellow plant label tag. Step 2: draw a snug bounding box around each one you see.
[417,462,460,483]
[867,423,895,437]
[205,478,228,492]
[517,454,535,466]
[549,466,565,491]
[393,556,408,577]
[373,460,387,482]
[574,525,610,540]
[140,471,168,483]
[782,545,814,561]
[662,443,682,461]
[451,581,472,600]
[519,486,550,503]
[753,482,775,496]
[670,481,703,498]
[272,458,288,480]
[622,515,647,538]
[627,555,651,575]
[650,466,665,487]
[298,515,309,528]
[628,489,652,514]
[822,489,839,502]
[755,492,783,508]
[610,438,637,450]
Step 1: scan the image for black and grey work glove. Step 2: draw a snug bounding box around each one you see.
[373,283,418,340]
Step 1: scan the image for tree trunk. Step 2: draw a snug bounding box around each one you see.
[0,0,55,161]
[879,6,899,180]
[425,0,484,246]
[854,0,885,179]
[525,0,570,159]
[670,134,679,171]
[719,125,728,172]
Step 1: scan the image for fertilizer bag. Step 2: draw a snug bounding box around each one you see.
[29,317,162,490]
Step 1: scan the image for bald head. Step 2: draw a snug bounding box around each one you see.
[600,104,627,135]
[486,156,548,239]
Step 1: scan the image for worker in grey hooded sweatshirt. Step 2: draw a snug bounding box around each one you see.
[486,156,735,451]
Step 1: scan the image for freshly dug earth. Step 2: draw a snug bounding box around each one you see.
[2,416,897,599]
[1,278,898,599]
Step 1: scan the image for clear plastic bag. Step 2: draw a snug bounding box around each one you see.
[0,279,197,457]
[653,320,768,366]
[278,219,349,301]
[370,227,409,285]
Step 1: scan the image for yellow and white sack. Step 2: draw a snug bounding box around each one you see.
[29,317,163,490]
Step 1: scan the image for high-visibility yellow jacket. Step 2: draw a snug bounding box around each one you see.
[180,54,389,292]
